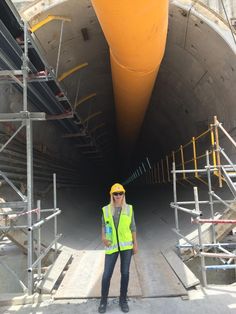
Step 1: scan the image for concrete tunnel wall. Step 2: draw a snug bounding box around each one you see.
[16,0,236,164]
[1,0,236,292]
[138,1,236,162]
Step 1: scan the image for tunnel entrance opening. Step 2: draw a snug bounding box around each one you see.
[1,0,236,302]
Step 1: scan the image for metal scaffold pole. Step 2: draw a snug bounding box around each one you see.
[26,116,34,294]
[172,162,179,246]
[53,173,58,260]
[193,186,207,287]
[206,150,216,245]
[37,199,42,281]
[22,21,34,295]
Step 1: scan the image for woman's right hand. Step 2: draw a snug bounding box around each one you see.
[102,238,111,247]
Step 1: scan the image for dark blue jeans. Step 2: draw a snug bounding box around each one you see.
[101,249,133,300]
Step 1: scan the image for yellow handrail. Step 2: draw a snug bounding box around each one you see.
[182,139,192,149]
[154,117,224,186]
[214,115,222,187]
[180,145,186,180]
[195,128,210,140]
[210,125,217,171]
[145,116,236,188]
[192,137,198,178]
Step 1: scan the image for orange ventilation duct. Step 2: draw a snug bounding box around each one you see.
[91,1,169,157]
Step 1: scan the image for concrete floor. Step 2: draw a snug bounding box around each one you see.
[1,184,236,313]
[1,286,236,313]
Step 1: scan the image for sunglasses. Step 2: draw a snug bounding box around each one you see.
[113,192,124,196]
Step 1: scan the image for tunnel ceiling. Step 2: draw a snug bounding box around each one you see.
[11,0,236,178]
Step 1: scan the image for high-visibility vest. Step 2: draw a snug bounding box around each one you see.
[102,204,133,254]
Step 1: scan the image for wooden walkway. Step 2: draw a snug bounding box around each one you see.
[55,249,189,299]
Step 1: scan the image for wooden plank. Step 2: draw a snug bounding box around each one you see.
[0,293,51,306]
[39,251,72,293]
[0,201,27,209]
[4,228,55,264]
[134,250,187,297]
[6,229,35,254]
[180,207,236,260]
[161,250,200,289]
[55,250,142,299]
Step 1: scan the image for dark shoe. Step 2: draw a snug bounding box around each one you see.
[119,299,129,313]
[98,299,107,313]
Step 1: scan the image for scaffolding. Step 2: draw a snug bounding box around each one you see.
[0,21,62,295]
[171,116,236,286]
[0,0,109,295]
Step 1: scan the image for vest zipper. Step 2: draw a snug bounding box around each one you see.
[115,209,121,251]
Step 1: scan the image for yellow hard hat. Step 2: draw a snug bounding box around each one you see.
[110,183,125,194]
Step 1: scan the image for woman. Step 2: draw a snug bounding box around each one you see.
[98,183,138,313]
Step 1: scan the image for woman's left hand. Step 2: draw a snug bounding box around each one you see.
[132,242,138,255]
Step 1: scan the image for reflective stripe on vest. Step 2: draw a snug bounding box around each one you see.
[105,244,119,251]
[104,205,109,218]
[105,241,133,252]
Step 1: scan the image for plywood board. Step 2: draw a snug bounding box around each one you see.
[6,229,31,253]
[161,250,200,288]
[134,250,187,297]
[39,251,72,293]
[55,250,142,299]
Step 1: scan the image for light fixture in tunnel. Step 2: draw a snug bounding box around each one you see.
[123,156,152,185]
